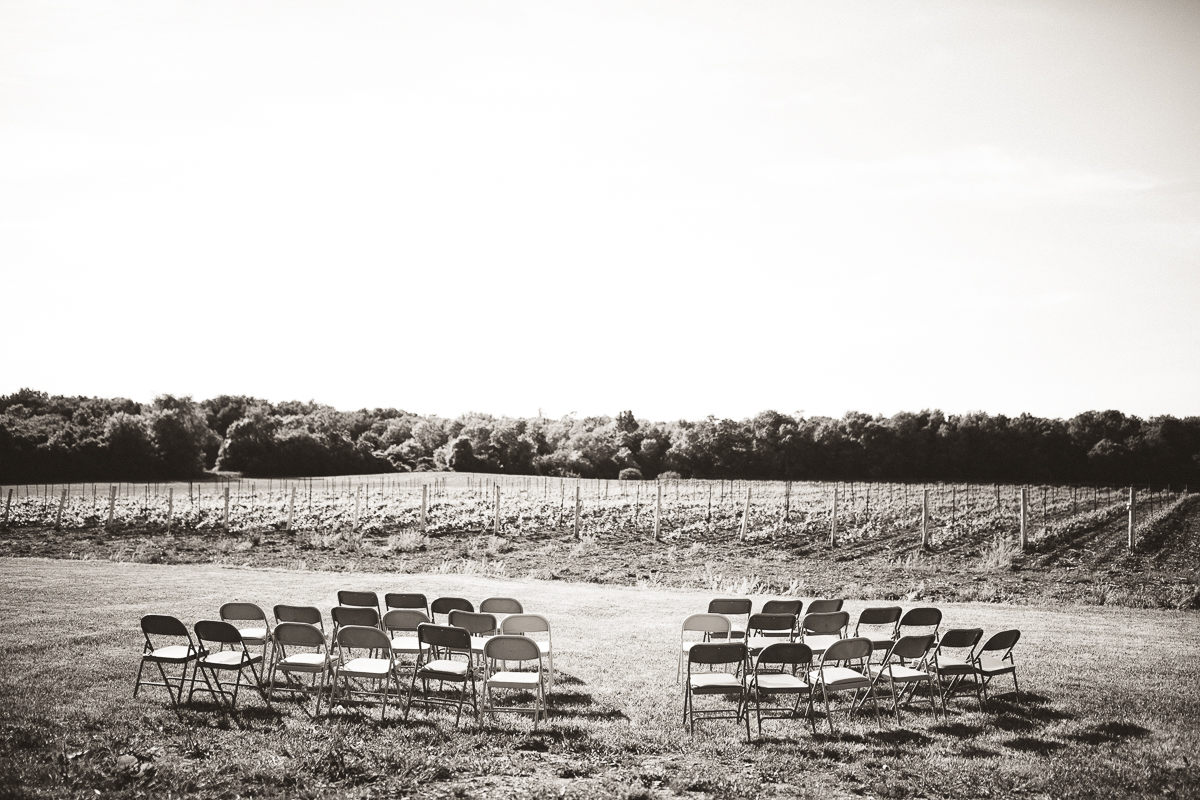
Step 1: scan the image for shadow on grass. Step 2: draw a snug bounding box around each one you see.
[1003,736,1066,754]
[1067,721,1152,745]
[867,729,933,747]
[957,743,999,758]
[931,722,985,739]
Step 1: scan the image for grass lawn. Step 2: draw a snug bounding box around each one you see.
[1,557,1198,799]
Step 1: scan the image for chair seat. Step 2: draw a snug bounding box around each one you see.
[936,656,975,675]
[238,627,269,642]
[390,636,429,653]
[752,673,809,692]
[340,657,391,677]
[804,634,841,653]
[811,666,870,687]
[418,659,469,678]
[202,650,260,668]
[689,672,742,692]
[746,636,790,654]
[469,635,494,653]
[277,653,329,671]
[146,645,196,662]
[976,655,1016,676]
[487,671,541,689]
[868,664,930,682]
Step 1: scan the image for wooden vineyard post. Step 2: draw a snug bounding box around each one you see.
[353,486,361,530]
[994,483,1000,512]
[420,485,428,533]
[54,488,67,531]
[706,483,712,524]
[1,488,11,530]
[165,488,173,532]
[222,485,231,530]
[830,484,838,547]
[494,484,502,535]
[783,481,791,523]
[1019,487,1028,551]
[739,487,751,541]
[921,488,931,550]
[106,485,117,529]
[653,482,661,542]
[1128,487,1136,552]
[286,485,296,531]
[573,485,582,540]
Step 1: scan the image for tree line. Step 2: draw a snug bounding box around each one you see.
[1,388,1197,487]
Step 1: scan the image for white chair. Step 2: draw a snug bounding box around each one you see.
[501,613,555,692]
[483,635,546,728]
[267,621,331,716]
[332,625,400,721]
[678,613,731,683]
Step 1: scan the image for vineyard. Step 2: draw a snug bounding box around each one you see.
[1,474,1196,609]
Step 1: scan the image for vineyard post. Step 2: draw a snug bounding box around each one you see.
[286,485,296,531]
[222,485,231,530]
[1127,487,1136,552]
[353,487,361,530]
[994,483,1000,512]
[739,487,751,541]
[166,488,174,533]
[573,485,582,540]
[54,488,67,531]
[1,489,10,530]
[653,482,661,542]
[420,485,428,533]
[494,484,501,535]
[830,484,838,547]
[706,483,712,524]
[106,485,116,529]
[921,488,930,550]
[951,487,956,530]
[1019,487,1028,550]
[783,481,791,523]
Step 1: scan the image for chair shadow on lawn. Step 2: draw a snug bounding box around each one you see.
[1067,721,1152,745]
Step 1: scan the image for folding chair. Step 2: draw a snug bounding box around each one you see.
[448,610,498,671]
[707,599,752,640]
[867,634,941,724]
[480,597,523,614]
[745,613,797,657]
[220,602,271,666]
[679,613,732,683]
[275,604,324,632]
[898,607,942,640]
[799,611,849,659]
[932,628,984,711]
[430,596,474,624]
[746,642,814,736]
[501,613,555,692]
[482,635,546,728]
[976,629,1021,707]
[684,642,750,741]
[809,636,879,734]
[338,590,382,617]
[762,599,803,618]
[134,614,200,707]
[806,598,843,615]
[332,606,381,638]
[385,592,430,619]
[188,620,268,715]
[406,623,479,727]
[854,606,902,660]
[267,622,331,716]
[332,625,400,721]
[382,609,430,668]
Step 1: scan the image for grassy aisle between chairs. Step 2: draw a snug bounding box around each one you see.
[1,557,1198,799]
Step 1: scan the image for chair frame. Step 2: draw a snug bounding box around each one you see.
[266,621,331,717]
[384,592,430,619]
[482,635,546,728]
[332,624,401,721]
[746,642,815,736]
[745,613,798,658]
[274,604,324,632]
[809,636,880,734]
[976,629,1021,707]
[706,598,752,640]
[134,614,200,707]
[430,596,474,624]
[187,619,269,716]
[684,642,751,741]
[406,623,479,727]
[220,601,272,668]
[805,598,844,615]
[799,611,850,659]
[500,613,555,692]
[854,606,903,660]
[933,628,984,711]
[679,613,732,683]
[867,634,941,724]
[337,590,382,617]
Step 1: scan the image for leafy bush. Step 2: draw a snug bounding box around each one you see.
[618,468,643,481]
[657,471,682,480]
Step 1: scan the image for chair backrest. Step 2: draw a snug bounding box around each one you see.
[384,593,429,615]
[855,605,902,630]
[501,613,551,636]
[885,634,936,662]
[801,611,849,636]
[337,590,380,611]
[761,599,802,616]
[682,613,732,637]
[980,629,1021,654]
[430,597,474,621]
[332,606,380,629]
[938,627,984,651]
[141,614,189,637]
[448,610,498,636]
[273,621,326,649]
[806,598,844,615]
[899,607,942,633]
[220,602,267,623]
[688,642,747,667]
[417,623,471,652]
[275,604,323,629]
[383,609,430,634]
[822,636,873,664]
[480,597,523,614]
[754,641,813,671]
[337,624,391,651]
[707,598,752,616]
[194,619,244,646]
[747,613,796,636]
[483,634,541,663]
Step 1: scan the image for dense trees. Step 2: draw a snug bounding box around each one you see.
[1,389,1197,486]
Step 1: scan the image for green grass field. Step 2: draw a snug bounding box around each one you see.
[2,558,1198,799]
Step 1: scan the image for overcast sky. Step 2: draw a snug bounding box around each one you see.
[2,0,1198,422]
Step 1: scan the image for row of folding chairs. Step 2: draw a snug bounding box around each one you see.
[699,597,947,647]
[683,624,1022,740]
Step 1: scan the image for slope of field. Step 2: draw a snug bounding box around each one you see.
[2,559,1198,799]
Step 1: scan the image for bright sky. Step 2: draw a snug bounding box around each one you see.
[2,1,1198,422]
